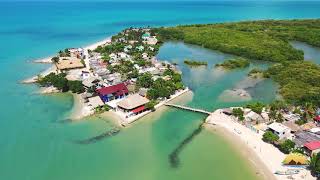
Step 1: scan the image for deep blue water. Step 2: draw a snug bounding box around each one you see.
[1,1,320,180]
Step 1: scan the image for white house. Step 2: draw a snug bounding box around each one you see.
[145,37,158,45]
[267,122,292,139]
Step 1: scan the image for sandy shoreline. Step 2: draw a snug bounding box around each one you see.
[205,109,315,180]
[205,124,275,180]
[23,35,312,179]
[22,37,111,84]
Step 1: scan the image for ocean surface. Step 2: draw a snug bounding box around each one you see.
[1,1,320,180]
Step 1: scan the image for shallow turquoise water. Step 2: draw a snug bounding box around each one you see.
[291,41,320,64]
[1,1,320,180]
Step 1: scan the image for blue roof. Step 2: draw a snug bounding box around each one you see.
[142,33,150,38]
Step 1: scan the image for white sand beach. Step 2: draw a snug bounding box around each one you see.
[206,109,315,180]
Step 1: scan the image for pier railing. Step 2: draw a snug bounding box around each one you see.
[164,103,211,115]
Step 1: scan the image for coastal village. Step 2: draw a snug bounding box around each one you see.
[26,27,320,180]
[207,101,320,179]
[34,28,187,126]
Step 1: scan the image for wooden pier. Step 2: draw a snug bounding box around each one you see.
[164,103,211,115]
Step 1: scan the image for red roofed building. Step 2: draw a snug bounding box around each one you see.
[304,141,320,155]
[117,94,150,116]
[314,115,320,122]
[96,83,128,102]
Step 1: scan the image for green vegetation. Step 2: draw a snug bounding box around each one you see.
[137,73,153,88]
[144,70,184,100]
[154,19,319,62]
[58,49,70,57]
[248,68,264,78]
[215,58,250,69]
[184,59,208,66]
[232,108,244,121]
[278,139,295,154]
[51,56,59,63]
[153,20,320,105]
[37,73,84,93]
[309,153,320,176]
[246,102,264,114]
[262,131,279,144]
[145,100,158,111]
[95,105,110,113]
[265,61,320,106]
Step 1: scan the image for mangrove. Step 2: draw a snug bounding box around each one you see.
[215,57,250,69]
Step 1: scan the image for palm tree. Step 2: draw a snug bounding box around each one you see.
[51,56,59,64]
[309,153,320,176]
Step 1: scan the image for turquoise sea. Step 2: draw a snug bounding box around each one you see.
[1,1,320,180]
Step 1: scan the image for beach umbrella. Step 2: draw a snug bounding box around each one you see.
[283,153,308,165]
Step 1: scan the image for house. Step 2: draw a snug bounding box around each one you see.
[304,141,320,155]
[138,88,148,97]
[96,83,128,102]
[117,94,150,116]
[142,53,149,60]
[314,115,320,125]
[68,48,84,58]
[283,121,301,133]
[81,71,90,79]
[222,108,232,115]
[106,73,122,85]
[82,77,100,88]
[124,45,132,53]
[145,37,158,45]
[245,111,264,123]
[118,52,130,60]
[310,128,320,134]
[142,32,151,40]
[283,113,301,122]
[87,96,105,109]
[136,45,144,52]
[267,122,291,140]
[56,57,84,70]
[294,131,320,147]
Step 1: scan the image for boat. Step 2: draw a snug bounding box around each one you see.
[275,169,300,175]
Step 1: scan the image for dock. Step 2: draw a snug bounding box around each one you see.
[164,103,211,115]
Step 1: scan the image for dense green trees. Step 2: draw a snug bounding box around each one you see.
[184,59,208,66]
[232,108,244,121]
[68,81,85,93]
[265,61,320,106]
[37,73,84,93]
[147,78,175,100]
[135,70,184,100]
[137,73,153,88]
[51,56,59,63]
[309,153,320,176]
[153,20,320,105]
[95,43,125,54]
[246,102,264,114]
[278,139,295,154]
[154,20,313,62]
[262,131,279,144]
[145,100,158,111]
[215,57,250,69]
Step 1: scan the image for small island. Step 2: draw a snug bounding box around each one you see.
[248,68,264,78]
[183,59,208,67]
[215,57,250,69]
[31,28,189,126]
